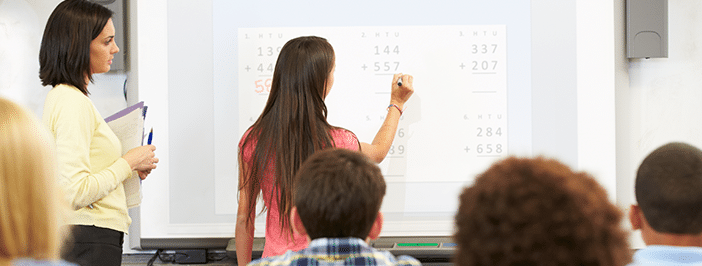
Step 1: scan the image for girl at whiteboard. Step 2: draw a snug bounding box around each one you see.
[39,1,158,265]
[236,36,414,265]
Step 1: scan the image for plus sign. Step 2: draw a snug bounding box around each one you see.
[464,146,470,153]
[459,63,466,69]
[245,65,251,72]
[361,64,368,71]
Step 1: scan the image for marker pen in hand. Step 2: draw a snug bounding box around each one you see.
[397,77,403,87]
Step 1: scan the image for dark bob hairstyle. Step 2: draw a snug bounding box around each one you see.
[39,0,113,95]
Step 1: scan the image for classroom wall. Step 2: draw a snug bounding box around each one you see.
[0,0,53,115]
[617,0,702,203]
[615,0,702,248]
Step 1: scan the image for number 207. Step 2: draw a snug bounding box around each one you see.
[472,61,498,71]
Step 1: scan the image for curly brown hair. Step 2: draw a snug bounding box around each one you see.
[453,157,630,266]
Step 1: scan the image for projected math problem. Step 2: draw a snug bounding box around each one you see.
[238,25,507,183]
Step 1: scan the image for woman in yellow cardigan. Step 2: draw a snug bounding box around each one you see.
[39,1,158,265]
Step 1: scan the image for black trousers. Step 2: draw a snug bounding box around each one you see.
[62,225,124,266]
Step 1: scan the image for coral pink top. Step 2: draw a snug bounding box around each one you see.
[239,128,361,257]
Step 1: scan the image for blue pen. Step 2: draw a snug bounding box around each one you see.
[147,128,153,145]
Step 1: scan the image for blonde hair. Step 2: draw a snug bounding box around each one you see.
[0,98,69,264]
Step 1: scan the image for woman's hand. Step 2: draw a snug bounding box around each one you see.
[123,145,158,179]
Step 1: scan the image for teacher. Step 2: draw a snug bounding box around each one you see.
[39,1,158,265]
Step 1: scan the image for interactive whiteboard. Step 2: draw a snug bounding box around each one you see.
[234,25,513,235]
[133,0,615,248]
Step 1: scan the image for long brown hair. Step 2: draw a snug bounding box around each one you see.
[239,36,338,236]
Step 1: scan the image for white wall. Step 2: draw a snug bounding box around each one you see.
[0,0,56,115]
[615,0,702,249]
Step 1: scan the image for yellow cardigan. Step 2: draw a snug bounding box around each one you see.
[42,84,132,234]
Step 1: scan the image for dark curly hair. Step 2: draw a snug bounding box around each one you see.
[453,157,630,266]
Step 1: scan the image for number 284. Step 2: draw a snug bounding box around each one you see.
[476,127,502,137]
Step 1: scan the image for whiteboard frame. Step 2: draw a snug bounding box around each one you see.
[129,0,615,250]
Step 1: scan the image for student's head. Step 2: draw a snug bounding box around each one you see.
[632,142,702,235]
[454,157,630,266]
[292,148,385,240]
[0,98,68,264]
[39,0,118,95]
